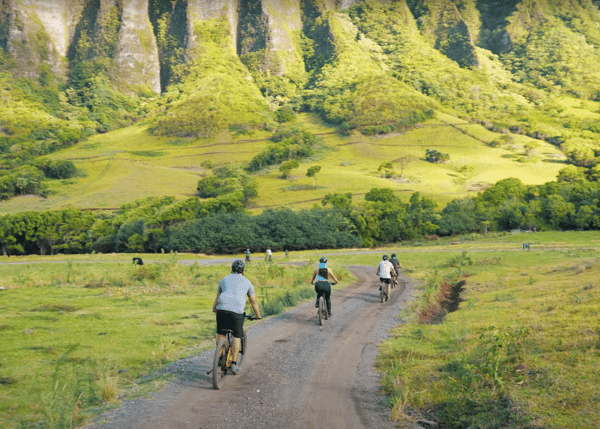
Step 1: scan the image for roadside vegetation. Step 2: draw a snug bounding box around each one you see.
[367,232,600,428]
[0,254,350,429]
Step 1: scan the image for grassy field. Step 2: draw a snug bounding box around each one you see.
[0,253,351,429]
[1,232,599,428]
[0,111,566,215]
[369,232,600,429]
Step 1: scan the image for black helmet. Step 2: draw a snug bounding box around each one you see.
[232,259,245,273]
[319,257,327,263]
[382,254,389,260]
[391,253,396,258]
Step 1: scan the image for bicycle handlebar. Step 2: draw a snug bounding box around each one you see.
[245,314,260,321]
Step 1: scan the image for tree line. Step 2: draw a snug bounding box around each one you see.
[2,172,600,256]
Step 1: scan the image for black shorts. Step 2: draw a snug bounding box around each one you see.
[380,278,391,284]
[216,310,244,338]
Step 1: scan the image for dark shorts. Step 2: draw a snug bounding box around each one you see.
[216,310,244,338]
[380,278,391,284]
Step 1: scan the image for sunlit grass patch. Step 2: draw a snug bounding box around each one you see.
[0,257,339,428]
[375,244,600,428]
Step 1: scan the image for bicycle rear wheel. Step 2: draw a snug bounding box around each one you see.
[380,284,384,303]
[318,296,324,325]
[212,337,229,390]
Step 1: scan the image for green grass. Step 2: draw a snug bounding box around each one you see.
[0,111,567,215]
[0,254,351,428]
[1,233,599,427]
[369,234,600,428]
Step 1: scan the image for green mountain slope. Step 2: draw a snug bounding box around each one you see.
[1,0,600,214]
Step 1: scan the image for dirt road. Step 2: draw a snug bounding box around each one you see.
[86,265,416,429]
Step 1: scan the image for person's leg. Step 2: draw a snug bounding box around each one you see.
[231,336,241,362]
[324,287,332,314]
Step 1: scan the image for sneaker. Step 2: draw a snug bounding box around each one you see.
[328,311,332,317]
[229,363,240,375]
[315,300,319,308]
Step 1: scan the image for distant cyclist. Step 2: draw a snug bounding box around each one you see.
[310,257,339,317]
[390,253,402,288]
[245,248,251,263]
[212,259,261,375]
[266,247,272,262]
[376,254,396,298]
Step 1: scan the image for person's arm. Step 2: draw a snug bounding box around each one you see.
[248,294,261,319]
[310,269,318,284]
[376,263,381,276]
[328,268,339,284]
[212,292,220,313]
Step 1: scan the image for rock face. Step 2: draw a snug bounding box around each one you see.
[7,0,85,79]
[260,0,304,77]
[113,0,161,94]
[186,0,239,53]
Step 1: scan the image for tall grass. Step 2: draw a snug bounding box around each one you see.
[0,256,337,429]
[373,244,600,428]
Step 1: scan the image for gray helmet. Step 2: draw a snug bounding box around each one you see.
[382,254,389,260]
[319,256,327,263]
[232,259,245,273]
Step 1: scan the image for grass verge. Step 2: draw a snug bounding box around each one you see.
[373,237,600,428]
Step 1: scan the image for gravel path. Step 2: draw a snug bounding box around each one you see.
[82,265,419,429]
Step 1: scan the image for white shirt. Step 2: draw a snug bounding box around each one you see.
[377,260,394,279]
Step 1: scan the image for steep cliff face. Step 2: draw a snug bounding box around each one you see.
[258,0,304,78]
[186,0,238,54]
[7,0,85,80]
[113,0,160,94]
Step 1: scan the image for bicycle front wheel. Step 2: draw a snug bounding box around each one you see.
[212,337,229,390]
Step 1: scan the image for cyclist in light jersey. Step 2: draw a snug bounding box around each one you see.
[310,257,339,317]
[212,259,261,374]
[376,254,396,297]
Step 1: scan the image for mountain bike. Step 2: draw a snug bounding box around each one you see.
[208,313,256,390]
[315,282,336,326]
[380,279,390,303]
[317,295,328,325]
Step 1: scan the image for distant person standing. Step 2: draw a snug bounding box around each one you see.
[245,248,251,263]
[266,247,272,262]
[390,253,402,288]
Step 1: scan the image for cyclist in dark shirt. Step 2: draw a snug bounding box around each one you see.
[390,253,402,288]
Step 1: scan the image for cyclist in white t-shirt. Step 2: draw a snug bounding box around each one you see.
[376,254,396,299]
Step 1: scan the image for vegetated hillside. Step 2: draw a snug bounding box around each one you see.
[1,0,600,212]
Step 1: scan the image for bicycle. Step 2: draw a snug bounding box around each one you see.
[317,294,328,325]
[314,282,336,326]
[379,279,390,303]
[208,313,257,390]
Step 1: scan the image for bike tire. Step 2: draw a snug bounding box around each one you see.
[237,331,247,370]
[212,337,229,390]
[385,285,390,301]
[380,285,384,303]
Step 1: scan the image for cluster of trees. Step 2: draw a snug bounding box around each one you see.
[438,176,600,235]
[4,173,600,256]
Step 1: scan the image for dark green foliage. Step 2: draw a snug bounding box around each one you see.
[149,0,187,91]
[426,149,450,163]
[247,125,322,171]
[197,163,257,206]
[38,159,78,179]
